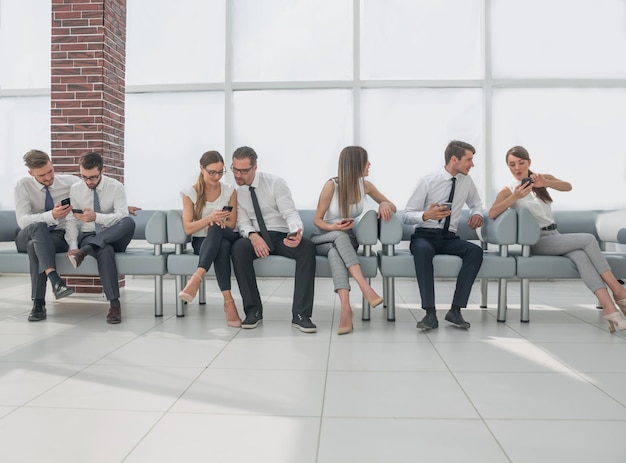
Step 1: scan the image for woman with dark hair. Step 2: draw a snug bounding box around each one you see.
[489,146,626,332]
[178,150,242,327]
[311,146,396,335]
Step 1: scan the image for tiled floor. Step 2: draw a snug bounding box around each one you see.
[1,273,626,463]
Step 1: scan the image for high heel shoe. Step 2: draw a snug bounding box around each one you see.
[615,298,626,315]
[178,273,202,303]
[603,311,626,333]
[368,296,384,309]
[337,312,353,335]
[224,299,242,328]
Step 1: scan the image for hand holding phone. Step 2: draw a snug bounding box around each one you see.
[61,198,71,207]
[287,231,298,239]
[521,177,533,186]
[72,209,84,214]
[222,206,233,212]
[339,218,354,225]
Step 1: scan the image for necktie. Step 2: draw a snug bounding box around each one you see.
[93,189,102,233]
[249,186,274,252]
[44,187,56,230]
[442,177,456,233]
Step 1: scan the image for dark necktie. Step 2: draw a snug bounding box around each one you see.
[93,189,102,233]
[249,186,274,252]
[44,187,56,230]
[442,177,456,233]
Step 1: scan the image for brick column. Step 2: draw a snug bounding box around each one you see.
[51,0,127,294]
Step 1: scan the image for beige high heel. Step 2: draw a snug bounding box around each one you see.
[615,298,626,315]
[178,273,202,303]
[368,296,384,309]
[337,311,354,335]
[603,311,626,333]
[224,299,242,328]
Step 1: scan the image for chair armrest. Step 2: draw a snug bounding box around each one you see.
[166,209,191,245]
[379,212,403,245]
[145,210,167,244]
[354,210,378,245]
[516,208,541,245]
[481,208,517,245]
[596,210,626,244]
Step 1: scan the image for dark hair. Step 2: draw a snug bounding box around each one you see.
[506,146,553,204]
[193,150,225,220]
[445,140,475,164]
[336,146,368,218]
[23,149,51,169]
[232,146,257,166]
[79,152,104,171]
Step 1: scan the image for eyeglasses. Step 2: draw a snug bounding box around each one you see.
[80,173,101,181]
[203,167,226,177]
[231,165,254,175]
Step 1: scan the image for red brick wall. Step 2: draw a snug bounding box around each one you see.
[51,0,127,292]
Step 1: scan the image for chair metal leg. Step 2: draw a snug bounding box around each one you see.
[199,278,206,305]
[154,275,163,317]
[496,278,507,322]
[362,277,371,321]
[386,276,396,321]
[520,278,530,322]
[480,277,488,308]
[176,275,185,317]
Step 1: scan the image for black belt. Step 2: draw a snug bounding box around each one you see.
[541,223,557,231]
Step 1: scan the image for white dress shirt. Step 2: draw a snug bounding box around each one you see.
[402,167,484,233]
[180,183,235,238]
[14,174,80,230]
[507,179,554,228]
[236,171,303,238]
[65,175,129,248]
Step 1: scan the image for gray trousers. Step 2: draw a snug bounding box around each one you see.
[532,231,611,292]
[77,216,135,301]
[311,230,359,292]
[15,223,68,300]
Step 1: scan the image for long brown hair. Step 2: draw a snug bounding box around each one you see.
[506,146,552,204]
[193,150,224,220]
[336,146,368,218]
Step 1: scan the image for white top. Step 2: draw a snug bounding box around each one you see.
[14,174,80,230]
[180,183,235,238]
[65,175,129,248]
[402,167,484,233]
[236,171,302,238]
[507,179,554,228]
[323,178,366,225]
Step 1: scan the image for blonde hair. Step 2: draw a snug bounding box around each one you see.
[193,151,224,220]
[336,146,368,218]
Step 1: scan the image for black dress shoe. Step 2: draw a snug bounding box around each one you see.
[28,302,47,322]
[292,314,317,333]
[241,310,263,329]
[53,282,74,300]
[445,309,471,329]
[107,306,122,324]
[416,311,438,330]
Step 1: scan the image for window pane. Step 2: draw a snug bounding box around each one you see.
[361,0,483,80]
[126,0,225,85]
[360,89,484,210]
[232,0,352,81]
[0,0,50,89]
[491,89,626,210]
[125,92,225,209]
[0,96,50,209]
[232,90,352,208]
[492,0,626,78]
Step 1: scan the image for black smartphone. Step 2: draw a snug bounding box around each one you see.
[222,206,233,212]
[287,231,298,239]
[61,198,70,206]
[521,177,533,186]
[72,209,83,214]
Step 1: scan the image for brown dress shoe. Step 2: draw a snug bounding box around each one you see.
[107,306,122,324]
[67,249,85,269]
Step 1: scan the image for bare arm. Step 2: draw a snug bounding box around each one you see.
[532,173,572,192]
[364,180,396,221]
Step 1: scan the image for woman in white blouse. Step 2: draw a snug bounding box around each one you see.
[489,146,626,332]
[178,150,242,327]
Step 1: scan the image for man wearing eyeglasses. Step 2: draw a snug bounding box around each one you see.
[65,152,136,324]
[14,149,80,321]
[230,146,317,333]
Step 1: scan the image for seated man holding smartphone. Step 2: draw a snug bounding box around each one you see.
[14,149,80,321]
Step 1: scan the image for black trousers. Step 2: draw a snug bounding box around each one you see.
[231,231,316,318]
[409,228,483,309]
[15,223,68,300]
[191,224,240,291]
[77,216,135,301]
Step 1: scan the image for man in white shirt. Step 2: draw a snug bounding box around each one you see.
[230,146,317,332]
[402,140,484,330]
[65,152,135,324]
[14,150,79,321]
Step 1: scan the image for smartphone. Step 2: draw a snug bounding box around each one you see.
[72,209,83,214]
[222,206,233,212]
[339,218,354,225]
[61,198,70,206]
[521,177,533,186]
[287,231,298,239]
[440,202,452,211]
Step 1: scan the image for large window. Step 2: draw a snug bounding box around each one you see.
[1,0,625,213]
